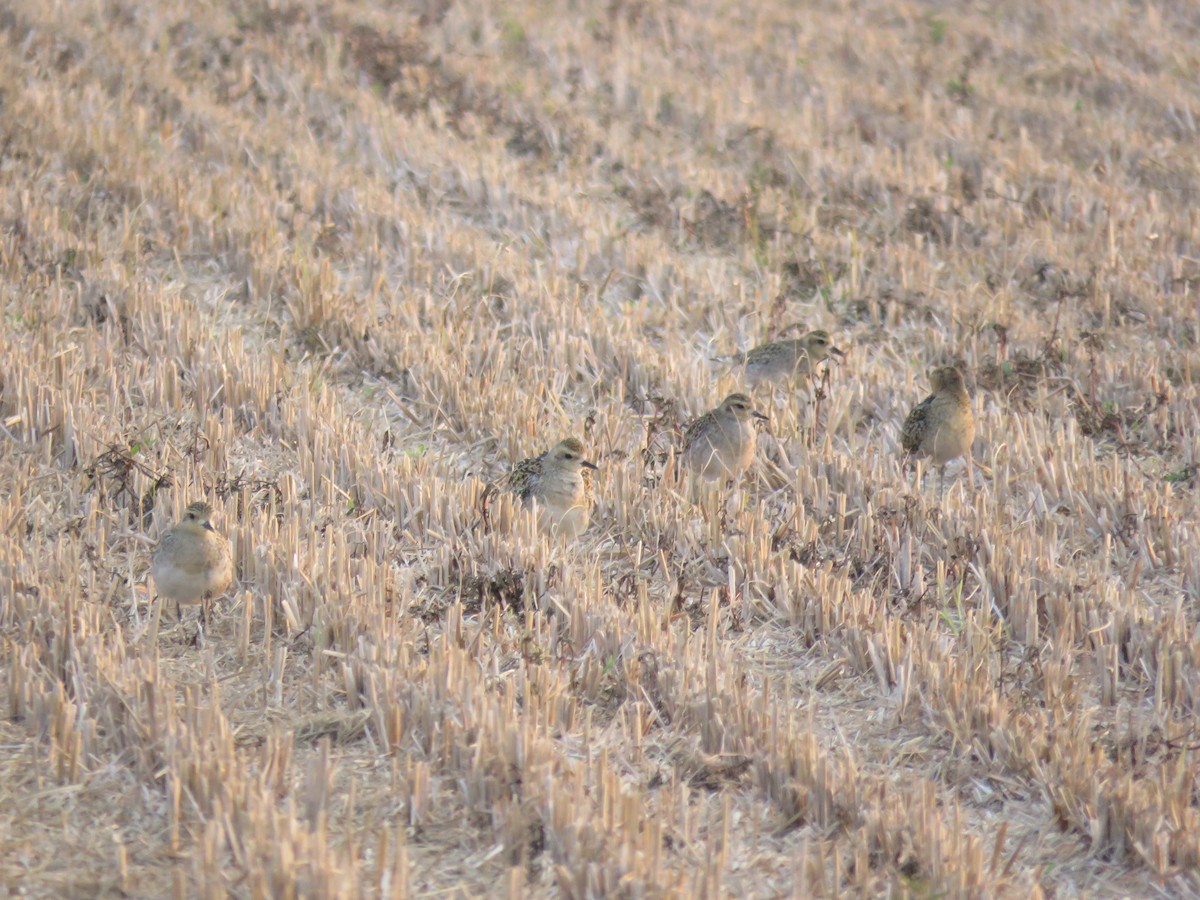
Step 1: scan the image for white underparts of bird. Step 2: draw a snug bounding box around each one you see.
[506,437,598,537]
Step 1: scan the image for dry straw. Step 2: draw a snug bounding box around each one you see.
[1,0,1199,896]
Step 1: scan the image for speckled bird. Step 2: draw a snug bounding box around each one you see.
[717,329,845,388]
[682,393,768,482]
[151,501,233,619]
[901,366,975,495]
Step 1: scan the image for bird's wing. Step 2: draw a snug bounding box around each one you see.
[683,412,714,449]
[151,532,177,565]
[507,455,543,502]
[900,395,934,453]
[710,351,747,364]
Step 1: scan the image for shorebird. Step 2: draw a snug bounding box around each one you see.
[151,501,233,620]
[682,393,768,482]
[901,366,976,496]
[717,328,845,388]
[507,437,598,537]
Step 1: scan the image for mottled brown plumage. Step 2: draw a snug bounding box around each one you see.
[733,329,845,388]
[901,367,975,494]
[682,393,768,482]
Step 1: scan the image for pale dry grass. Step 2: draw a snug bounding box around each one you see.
[1,0,1199,896]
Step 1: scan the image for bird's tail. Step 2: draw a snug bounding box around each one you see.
[709,352,747,365]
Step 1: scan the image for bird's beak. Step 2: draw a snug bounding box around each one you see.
[829,345,847,359]
[581,460,599,470]
[203,521,216,532]
[753,411,769,422]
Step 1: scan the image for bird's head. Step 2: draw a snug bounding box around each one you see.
[805,329,846,360]
[550,438,598,471]
[720,393,769,422]
[182,501,217,532]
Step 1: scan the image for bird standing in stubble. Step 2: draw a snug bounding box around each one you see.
[506,437,598,538]
[718,329,845,388]
[901,366,976,496]
[682,393,769,482]
[151,501,233,621]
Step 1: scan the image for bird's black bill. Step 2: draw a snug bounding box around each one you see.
[582,460,599,470]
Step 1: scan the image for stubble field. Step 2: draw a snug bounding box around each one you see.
[2,0,1199,896]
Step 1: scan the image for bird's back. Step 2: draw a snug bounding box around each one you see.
[683,409,720,450]
[507,453,546,502]
[901,394,935,454]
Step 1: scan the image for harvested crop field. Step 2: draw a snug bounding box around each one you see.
[2,0,1199,896]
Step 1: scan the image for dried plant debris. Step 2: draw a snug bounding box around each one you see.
[461,567,527,613]
[976,349,1060,402]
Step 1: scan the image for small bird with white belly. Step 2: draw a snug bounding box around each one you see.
[901,366,976,496]
[506,437,598,538]
[151,500,234,621]
[682,393,769,482]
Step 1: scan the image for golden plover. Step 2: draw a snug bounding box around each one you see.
[151,501,233,620]
[507,437,598,537]
[719,329,845,388]
[682,393,768,482]
[901,366,975,495]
